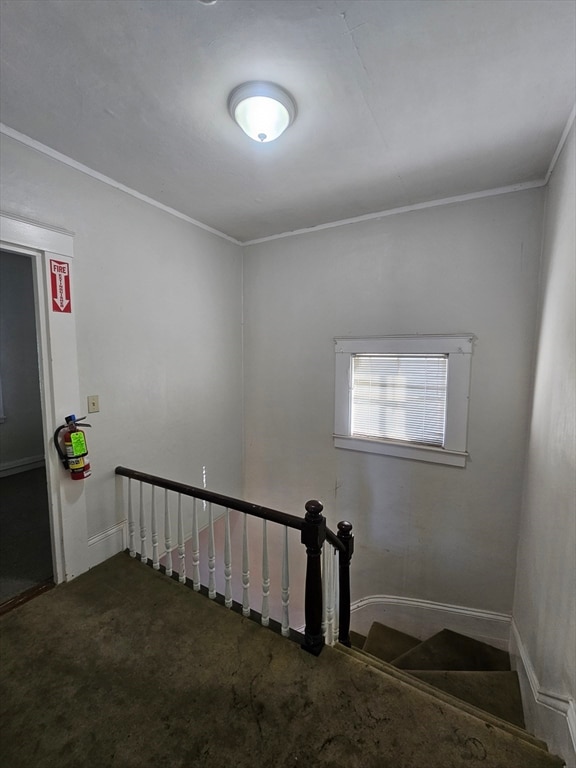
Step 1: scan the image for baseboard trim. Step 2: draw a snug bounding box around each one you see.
[349,594,511,649]
[295,594,512,647]
[511,621,576,766]
[0,455,45,477]
[88,521,127,568]
[352,594,511,622]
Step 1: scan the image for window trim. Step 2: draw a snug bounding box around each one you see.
[334,335,475,467]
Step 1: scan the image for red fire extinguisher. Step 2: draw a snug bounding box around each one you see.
[54,414,92,480]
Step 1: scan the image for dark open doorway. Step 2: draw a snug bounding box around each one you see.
[0,249,53,607]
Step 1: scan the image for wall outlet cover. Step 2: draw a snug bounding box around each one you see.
[87,395,99,413]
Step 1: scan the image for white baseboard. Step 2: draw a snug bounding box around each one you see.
[88,520,127,568]
[0,454,45,477]
[349,594,512,650]
[511,621,575,768]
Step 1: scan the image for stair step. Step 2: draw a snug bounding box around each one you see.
[392,628,511,670]
[408,671,525,729]
[363,620,421,661]
[349,630,367,648]
[336,643,551,754]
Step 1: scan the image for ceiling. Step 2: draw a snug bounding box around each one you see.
[0,0,574,243]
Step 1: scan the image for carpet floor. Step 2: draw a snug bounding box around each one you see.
[0,553,562,767]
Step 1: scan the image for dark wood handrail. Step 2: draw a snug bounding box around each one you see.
[115,465,346,552]
[115,466,304,531]
[115,465,352,651]
[325,529,345,553]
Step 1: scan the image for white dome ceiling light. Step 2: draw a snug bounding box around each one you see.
[228,82,296,143]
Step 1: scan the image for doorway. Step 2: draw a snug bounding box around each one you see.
[0,249,53,606]
[1,212,88,587]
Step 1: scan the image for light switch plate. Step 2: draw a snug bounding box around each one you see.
[87,395,100,413]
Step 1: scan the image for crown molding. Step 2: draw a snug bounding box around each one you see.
[544,104,576,185]
[243,180,547,246]
[1,122,554,247]
[0,124,241,246]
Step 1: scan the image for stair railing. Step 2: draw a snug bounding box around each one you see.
[115,466,353,654]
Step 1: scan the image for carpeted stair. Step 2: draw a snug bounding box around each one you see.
[343,621,539,746]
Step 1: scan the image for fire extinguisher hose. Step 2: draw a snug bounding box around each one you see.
[53,424,70,469]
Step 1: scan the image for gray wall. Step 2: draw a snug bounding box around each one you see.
[243,189,544,618]
[513,124,575,764]
[0,135,244,538]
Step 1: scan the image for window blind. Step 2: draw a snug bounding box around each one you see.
[351,355,448,446]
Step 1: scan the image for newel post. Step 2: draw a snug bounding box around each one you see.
[336,521,354,647]
[301,500,327,656]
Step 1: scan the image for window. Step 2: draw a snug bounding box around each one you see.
[334,335,475,466]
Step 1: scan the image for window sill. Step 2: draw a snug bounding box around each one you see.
[333,434,468,467]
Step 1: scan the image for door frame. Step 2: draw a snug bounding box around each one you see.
[0,212,88,584]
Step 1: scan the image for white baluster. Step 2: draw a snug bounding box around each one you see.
[208,503,216,599]
[261,520,270,627]
[242,513,250,616]
[164,489,173,577]
[333,547,340,645]
[151,486,159,569]
[322,545,328,639]
[139,482,147,564]
[281,526,290,637]
[191,498,200,591]
[177,494,186,584]
[128,478,136,557]
[224,508,232,608]
[324,545,335,646]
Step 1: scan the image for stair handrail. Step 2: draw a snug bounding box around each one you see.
[115,466,353,653]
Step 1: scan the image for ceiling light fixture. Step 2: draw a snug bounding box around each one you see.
[228,82,296,143]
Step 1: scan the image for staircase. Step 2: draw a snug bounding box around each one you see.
[109,469,567,765]
[336,621,563,764]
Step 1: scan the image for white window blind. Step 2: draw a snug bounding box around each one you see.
[335,335,474,466]
[351,355,448,446]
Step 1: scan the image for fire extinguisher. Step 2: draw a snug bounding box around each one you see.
[54,414,92,480]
